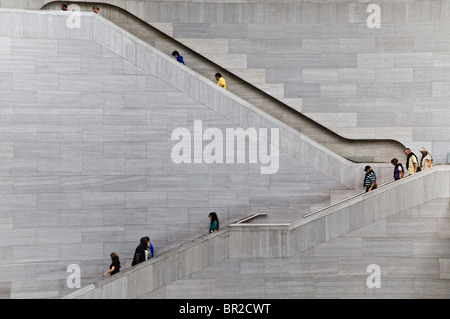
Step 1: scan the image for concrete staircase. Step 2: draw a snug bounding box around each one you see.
[0,7,397,298]
[64,165,450,299]
[41,2,405,163]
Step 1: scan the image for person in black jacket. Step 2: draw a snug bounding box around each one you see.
[103,252,121,277]
[363,165,377,192]
[391,158,404,181]
[131,237,148,266]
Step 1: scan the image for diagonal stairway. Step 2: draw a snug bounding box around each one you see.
[42,2,405,163]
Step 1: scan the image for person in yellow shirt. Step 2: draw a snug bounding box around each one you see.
[215,73,226,89]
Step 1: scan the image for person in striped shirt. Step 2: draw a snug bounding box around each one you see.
[364,165,377,192]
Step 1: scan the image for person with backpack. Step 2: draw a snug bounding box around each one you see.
[419,147,433,171]
[363,166,377,192]
[131,237,148,266]
[144,236,154,260]
[404,148,420,175]
[391,158,404,181]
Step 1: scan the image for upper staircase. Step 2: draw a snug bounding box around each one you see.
[41,1,405,163]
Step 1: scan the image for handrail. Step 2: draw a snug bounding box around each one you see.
[232,213,267,224]
[302,164,444,219]
[38,1,406,164]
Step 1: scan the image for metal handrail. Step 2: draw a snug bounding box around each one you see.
[232,213,268,224]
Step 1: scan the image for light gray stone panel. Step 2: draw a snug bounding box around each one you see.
[289,256,338,277]
[388,257,440,279]
[321,54,357,68]
[321,83,357,98]
[229,39,265,54]
[0,159,37,176]
[266,69,302,84]
[339,38,376,53]
[0,89,37,107]
[357,112,395,127]
[38,159,82,176]
[60,142,103,159]
[413,278,450,298]
[103,75,146,92]
[36,227,82,245]
[247,54,321,69]
[14,142,60,159]
[82,92,125,108]
[126,192,168,208]
[215,277,265,298]
[188,174,229,191]
[147,207,188,225]
[82,158,126,176]
[36,56,81,74]
[11,38,57,57]
[357,53,395,68]
[59,243,104,262]
[172,23,211,38]
[440,259,450,279]
[37,91,82,109]
[14,176,61,194]
[104,175,147,192]
[375,37,414,53]
[387,219,439,238]
[82,226,127,244]
[60,209,104,227]
[338,256,388,277]
[363,238,413,257]
[432,82,450,97]
[357,82,396,98]
[414,68,450,82]
[265,277,314,299]
[58,39,103,57]
[414,37,450,52]
[103,141,147,159]
[0,73,12,90]
[60,109,103,126]
[301,39,339,54]
[167,191,209,208]
[126,158,167,175]
[284,83,320,98]
[209,191,249,207]
[81,57,125,75]
[313,237,362,257]
[104,109,147,125]
[394,52,434,68]
[59,74,103,91]
[0,141,14,157]
[38,193,82,210]
[13,73,59,91]
[314,276,364,298]
[13,210,59,228]
[82,192,126,209]
[13,109,59,125]
[302,69,339,83]
[101,207,146,227]
[375,68,413,83]
[81,126,125,142]
[0,55,35,72]
[166,278,215,299]
[413,239,450,258]
[0,37,11,54]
